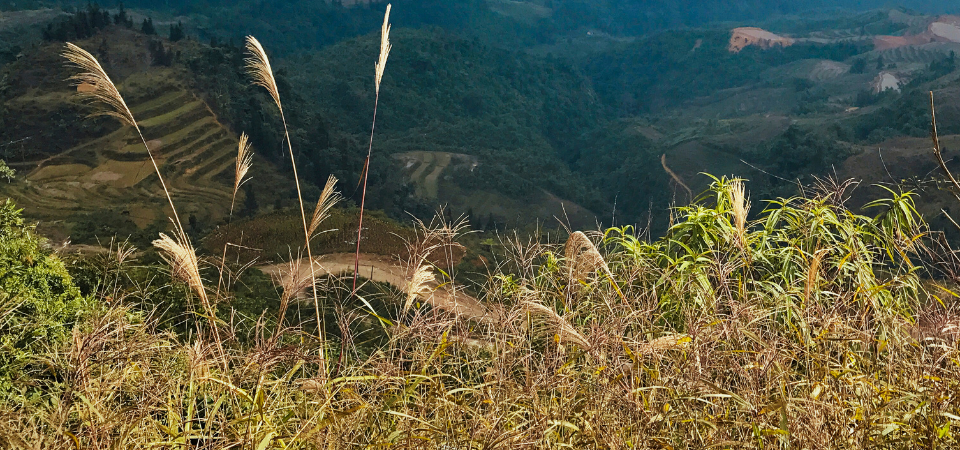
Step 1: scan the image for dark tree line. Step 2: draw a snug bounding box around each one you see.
[42,3,119,41]
[43,3,186,43]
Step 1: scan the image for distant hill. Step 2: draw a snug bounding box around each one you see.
[3,3,960,239]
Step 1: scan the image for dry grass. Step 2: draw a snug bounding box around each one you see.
[309,175,341,239]
[354,4,394,296]
[5,175,960,449]
[404,263,435,314]
[8,29,959,450]
[245,37,283,111]
[729,178,750,242]
[231,132,254,216]
[246,35,325,363]
[375,4,392,95]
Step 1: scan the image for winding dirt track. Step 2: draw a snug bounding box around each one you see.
[260,253,496,322]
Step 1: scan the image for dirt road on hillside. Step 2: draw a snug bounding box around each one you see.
[260,253,497,323]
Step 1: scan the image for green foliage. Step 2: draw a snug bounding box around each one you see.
[580,30,871,115]
[629,178,922,324]
[168,21,184,42]
[0,199,87,397]
[855,88,960,143]
[849,57,867,74]
[68,208,165,247]
[749,125,856,180]
[0,160,14,182]
[572,120,668,221]
[283,28,605,212]
[140,17,155,35]
[180,40,425,218]
[41,3,113,42]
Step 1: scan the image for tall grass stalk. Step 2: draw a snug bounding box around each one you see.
[62,43,225,362]
[245,36,327,371]
[353,4,392,297]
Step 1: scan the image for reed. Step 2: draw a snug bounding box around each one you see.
[245,35,327,371]
[62,43,225,361]
[230,133,254,217]
[353,4,392,296]
[404,264,435,314]
[309,175,342,239]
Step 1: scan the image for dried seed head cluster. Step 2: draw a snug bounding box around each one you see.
[375,4,392,94]
[245,36,282,111]
[729,178,750,239]
[309,175,342,239]
[231,133,254,216]
[564,231,613,281]
[63,43,136,128]
[404,264,435,314]
[153,230,206,303]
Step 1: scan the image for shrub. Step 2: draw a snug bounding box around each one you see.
[0,199,88,398]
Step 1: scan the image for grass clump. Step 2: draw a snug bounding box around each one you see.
[2,179,959,448]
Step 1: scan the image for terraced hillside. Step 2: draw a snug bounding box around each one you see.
[393,151,597,230]
[871,42,960,69]
[394,151,477,199]
[2,68,248,234]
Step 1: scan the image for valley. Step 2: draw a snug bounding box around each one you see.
[3,3,960,251]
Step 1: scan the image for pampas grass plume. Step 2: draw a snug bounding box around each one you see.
[231,133,254,216]
[522,300,591,349]
[375,4,392,94]
[405,264,435,314]
[63,43,136,127]
[245,36,282,111]
[729,179,750,241]
[309,175,342,238]
[153,230,206,303]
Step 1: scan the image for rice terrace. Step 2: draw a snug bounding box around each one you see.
[2,1,960,449]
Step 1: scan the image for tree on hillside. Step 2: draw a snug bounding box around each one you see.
[169,21,185,42]
[42,3,113,41]
[141,17,156,35]
[113,2,133,27]
[850,58,866,74]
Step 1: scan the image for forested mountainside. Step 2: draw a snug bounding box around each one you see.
[4,3,960,239]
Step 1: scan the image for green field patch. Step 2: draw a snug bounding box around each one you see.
[99,149,149,162]
[191,145,239,180]
[30,164,93,181]
[395,151,478,199]
[204,209,413,263]
[132,91,195,120]
[156,118,220,153]
[138,101,208,131]
[88,159,160,188]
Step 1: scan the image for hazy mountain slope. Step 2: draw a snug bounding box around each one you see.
[0,27,298,242]
[284,28,615,221]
